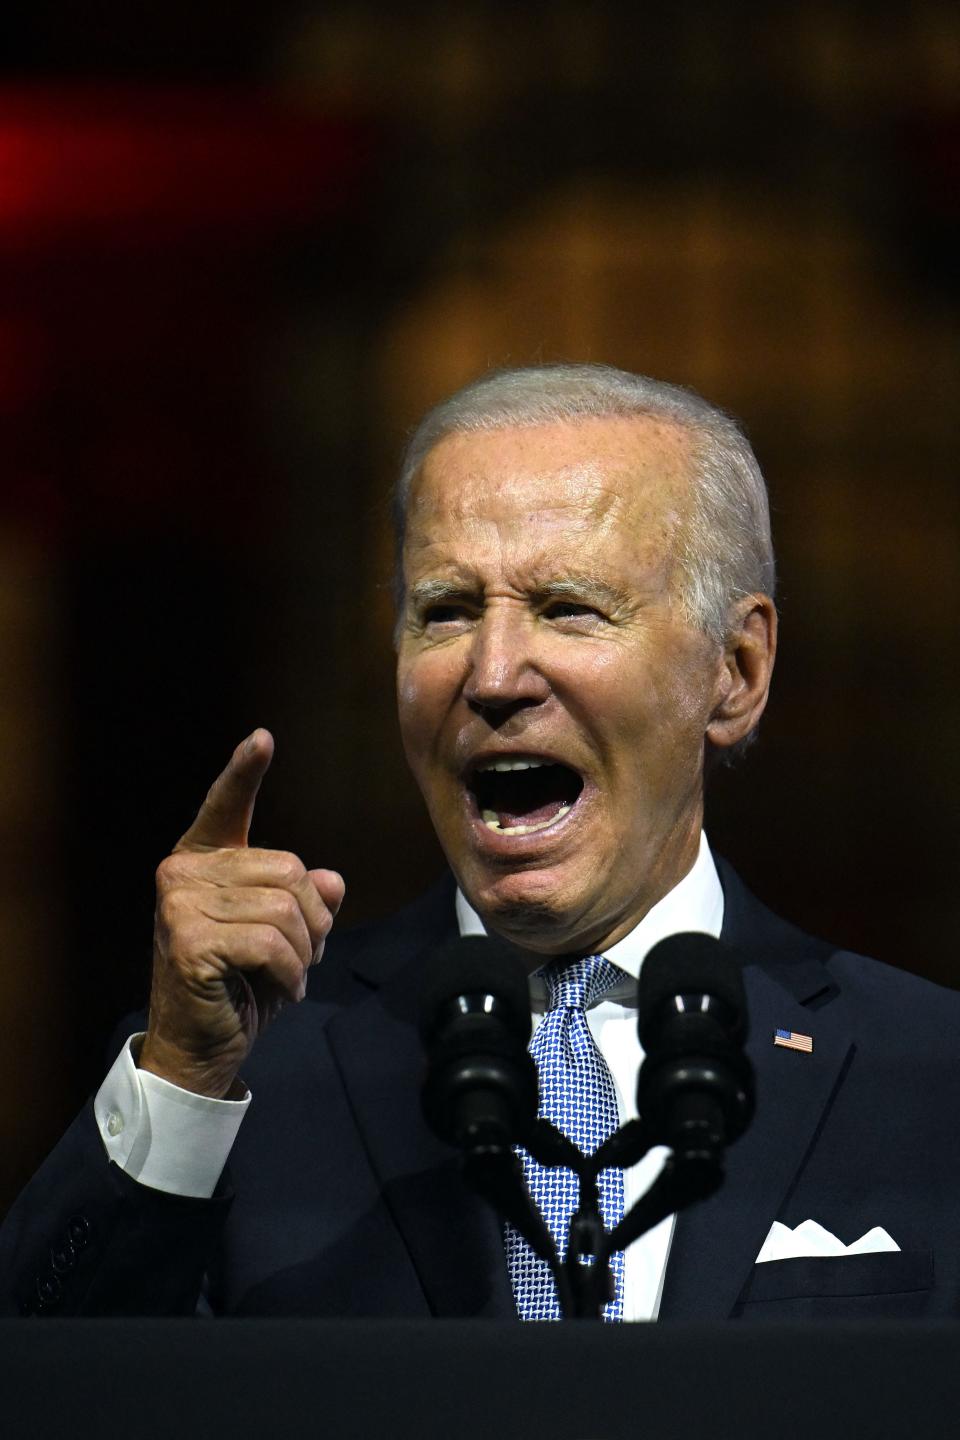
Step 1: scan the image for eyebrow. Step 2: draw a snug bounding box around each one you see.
[406,578,475,608]
[406,573,632,611]
[533,576,632,609]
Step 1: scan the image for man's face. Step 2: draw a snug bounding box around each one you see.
[395,416,730,958]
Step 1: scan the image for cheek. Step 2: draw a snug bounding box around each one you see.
[395,665,426,758]
[656,667,715,733]
[396,655,453,760]
[564,641,715,756]
[395,661,420,719]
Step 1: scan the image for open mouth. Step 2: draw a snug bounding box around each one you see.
[466,758,585,836]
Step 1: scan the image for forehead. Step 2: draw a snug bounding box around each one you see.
[405,416,693,566]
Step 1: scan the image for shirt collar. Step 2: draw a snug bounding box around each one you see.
[455,830,724,1007]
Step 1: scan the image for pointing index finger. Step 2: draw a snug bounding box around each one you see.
[176,728,275,853]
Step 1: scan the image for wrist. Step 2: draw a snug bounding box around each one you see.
[138,1033,244,1100]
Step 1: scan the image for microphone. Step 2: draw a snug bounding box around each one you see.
[419,935,575,1313]
[637,933,754,1163]
[419,936,538,1154]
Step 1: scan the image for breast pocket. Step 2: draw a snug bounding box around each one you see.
[733,1251,934,1320]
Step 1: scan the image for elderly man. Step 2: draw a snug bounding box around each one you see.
[3,364,958,1320]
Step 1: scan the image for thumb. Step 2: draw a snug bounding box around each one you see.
[175,728,275,852]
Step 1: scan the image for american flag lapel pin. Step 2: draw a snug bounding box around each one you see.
[774,1027,814,1054]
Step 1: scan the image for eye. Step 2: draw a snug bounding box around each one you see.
[422,603,475,626]
[544,601,593,618]
[542,600,605,623]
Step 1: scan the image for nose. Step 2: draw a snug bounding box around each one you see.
[462,604,550,717]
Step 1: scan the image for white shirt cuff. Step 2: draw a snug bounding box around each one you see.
[93,1034,250,1199]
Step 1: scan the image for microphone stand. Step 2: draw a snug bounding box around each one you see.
[423,941,750,1321]
[519,1116,725,1320]
[462,1142,575,1319]
[460,1113,726,1320]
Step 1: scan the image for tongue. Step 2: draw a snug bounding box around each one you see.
[496,796,567,828]
[488,767,577,828]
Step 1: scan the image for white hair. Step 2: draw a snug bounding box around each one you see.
[393,362,775,644]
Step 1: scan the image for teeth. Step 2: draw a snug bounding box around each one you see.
[477,758,547,773]
[481,804,571,836]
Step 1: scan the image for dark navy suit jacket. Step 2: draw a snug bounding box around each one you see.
[3,860,959,1320]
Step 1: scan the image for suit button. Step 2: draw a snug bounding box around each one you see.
[50,1242,77,1275]
[36,1273,62,1309]
[66,1215,92,1250]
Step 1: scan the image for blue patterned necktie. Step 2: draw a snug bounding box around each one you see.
[506,954,625,1321]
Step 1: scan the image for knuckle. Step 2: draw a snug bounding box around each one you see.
[272,888,300,923]
[274,851,306,887]
[158,852,212,890]
[157,888,189,927]
[154,856,179,891]
[263,927,288,963]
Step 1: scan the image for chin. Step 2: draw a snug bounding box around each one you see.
[460,863,595,954]
[480,900,572,953]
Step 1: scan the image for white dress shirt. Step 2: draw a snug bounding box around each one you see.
[94,1036,249,1198]
[94,831,723,1317]
[456,830,723,1320]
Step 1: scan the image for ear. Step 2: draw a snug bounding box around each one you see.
[706,595,778,751]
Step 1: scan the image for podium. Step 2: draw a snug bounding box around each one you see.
[3,1319,958,1438]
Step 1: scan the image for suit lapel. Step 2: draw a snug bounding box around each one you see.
[324,882,515,1318]
[322,862,856,1322]
[658,966,854,1319]
[658,863,855,1320]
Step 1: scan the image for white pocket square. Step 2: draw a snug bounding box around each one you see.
[755,1219,901,1264]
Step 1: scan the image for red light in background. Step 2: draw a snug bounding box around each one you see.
[0,85,378,543]
[0,85,375,246]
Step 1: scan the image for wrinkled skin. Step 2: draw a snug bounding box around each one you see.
[141,413,775,1096]
[396,417,776,963]
[141,731,345,1098]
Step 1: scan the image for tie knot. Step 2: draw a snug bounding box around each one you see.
[543,954,621,1012]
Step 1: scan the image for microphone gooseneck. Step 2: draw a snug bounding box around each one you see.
[417,929,756,1321]
[418,936,573,1309]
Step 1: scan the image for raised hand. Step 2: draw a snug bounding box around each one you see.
[139,730,344,1098]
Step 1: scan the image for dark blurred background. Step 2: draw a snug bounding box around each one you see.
[2,1,958,1211]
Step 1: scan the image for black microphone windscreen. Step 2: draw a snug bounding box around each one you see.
[638,932,746,1047]
[419,935,531,1045]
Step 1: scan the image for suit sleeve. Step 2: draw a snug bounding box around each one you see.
[0,1099,233,1317]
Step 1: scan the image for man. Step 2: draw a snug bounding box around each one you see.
[2,364,958,1320]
